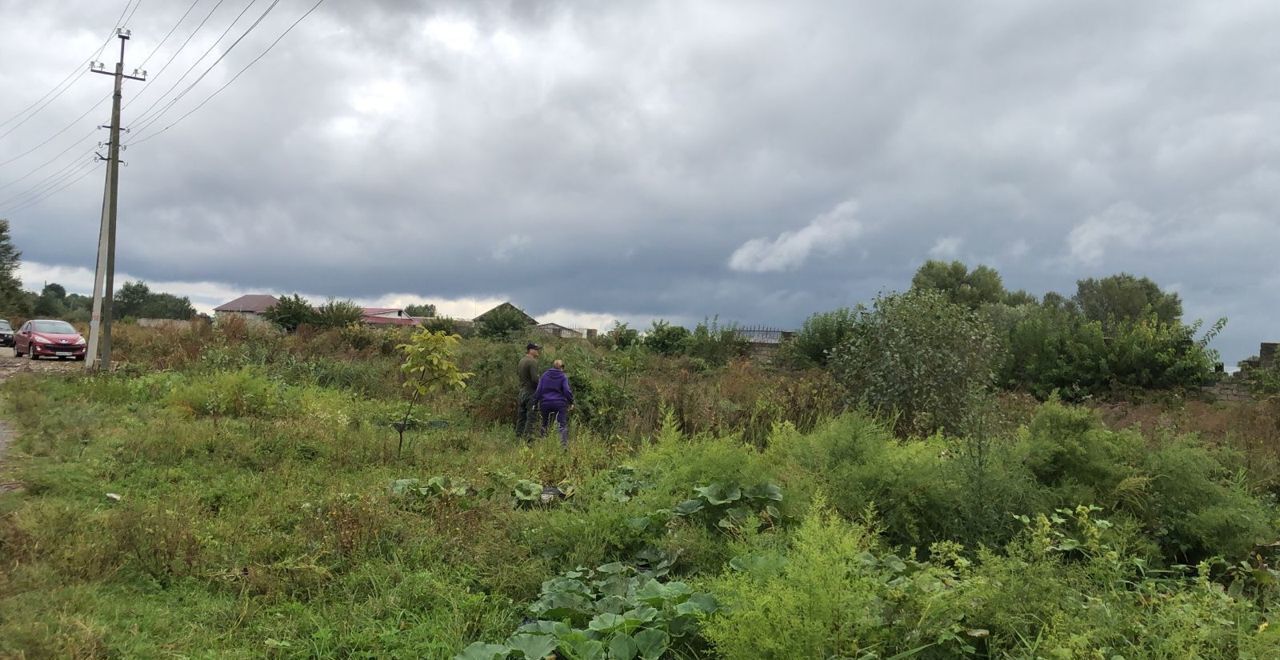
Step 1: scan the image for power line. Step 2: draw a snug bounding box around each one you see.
[127,0,229,110]
[0,159,100,216]
[0,130,100,192]
[0,93,110,169]
[0,147,97,208]
[0,0,201,173]
[0,0,135,136]
[128,0,265,130]
[131,0,324,146]
[137,0,202,69]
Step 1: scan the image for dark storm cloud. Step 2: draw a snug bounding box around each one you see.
[3,0,1279,361]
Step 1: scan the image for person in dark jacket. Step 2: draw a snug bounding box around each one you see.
[534,359,574,447]
[515,342,541,440]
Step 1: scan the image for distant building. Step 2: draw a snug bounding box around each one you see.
[360,307,420,327]
[473,302,538,326]
[537,322,585,339]
[213,294,279,322]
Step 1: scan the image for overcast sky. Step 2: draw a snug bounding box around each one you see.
[2,0,1278,363]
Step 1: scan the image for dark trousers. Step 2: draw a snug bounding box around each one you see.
[515,390,537,439]
[540,403,569,447]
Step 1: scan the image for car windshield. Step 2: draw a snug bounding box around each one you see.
[0,321,10,330]
[32,320,77,334]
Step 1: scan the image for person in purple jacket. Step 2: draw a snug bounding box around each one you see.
[534,359,575,447]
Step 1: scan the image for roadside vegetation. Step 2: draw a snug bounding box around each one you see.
[1,261,1278,658]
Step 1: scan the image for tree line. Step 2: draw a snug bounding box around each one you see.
[0,220,196,322]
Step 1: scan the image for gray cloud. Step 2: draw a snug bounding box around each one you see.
[2,0,1279,362]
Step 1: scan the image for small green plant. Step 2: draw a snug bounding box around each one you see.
[394,329,471,455]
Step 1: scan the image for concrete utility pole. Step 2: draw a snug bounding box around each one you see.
[85,28,145,372]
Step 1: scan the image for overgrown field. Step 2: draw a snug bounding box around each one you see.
[1,322,1279,658]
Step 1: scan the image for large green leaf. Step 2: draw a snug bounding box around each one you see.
[561,637,606,660]
[455,642,511,660]
[389,478,419,496]
[673,499,704,515]
[608,633,638,660]
[507,634,556,660]
[745,483,784,502]
[633,629,670,660]
[588,613,626,634]
[513,480,542,502]
[693,483,741,505]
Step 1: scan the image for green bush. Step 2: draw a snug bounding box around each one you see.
[165,368,289,417]
[313,298,364,328]
[641,320,689,356]
[830,290,1003,436]
[704,501,968,658]
[682,319,748,368]
[262,293,318,332]
[779,307,856,367]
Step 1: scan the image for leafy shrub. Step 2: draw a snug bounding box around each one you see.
[998,301,1221,400]
[313,298,364,328]
[458,562,719,660]
[641,320,689,356]
[165,368,288,417]
[262,293,317,332]
[831,290,1002,436]
[779,307,856,367]
[681,318,748,368]
[704,501,970,658]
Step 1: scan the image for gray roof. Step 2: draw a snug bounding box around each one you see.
[213,294,279,313]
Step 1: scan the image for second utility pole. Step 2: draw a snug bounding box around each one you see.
[86,28,144,372]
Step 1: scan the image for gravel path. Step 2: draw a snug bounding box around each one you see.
[0,347,79,493]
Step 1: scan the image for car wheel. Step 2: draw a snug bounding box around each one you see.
[29,345,38,360]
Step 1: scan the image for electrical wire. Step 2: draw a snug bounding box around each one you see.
[137,0,202,69]
[126,0,230,111]
[0,159,100,216]
[0,0,136,139]
[130,0,324,147]
[128,0,265,130]
[0,0,202,178]
[0,144,97,203]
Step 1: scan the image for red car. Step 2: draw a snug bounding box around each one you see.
[15,319,87,360]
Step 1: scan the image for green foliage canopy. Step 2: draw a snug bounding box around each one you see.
[262,294,318,332]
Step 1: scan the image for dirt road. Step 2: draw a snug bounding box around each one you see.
[0,347,79,493]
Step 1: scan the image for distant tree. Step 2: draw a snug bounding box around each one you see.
[606,321,641,349]
[782,308,858,367]
[0,219,31,317]
[63,293,93,323]
[1003,289,1038,306]
[1073,273,1182,328]
[33,283,68,317]
[475,305,532,339]
[404,303,436,318]
[642,319,690,355]
[910,260,1009,310]
[111,280,195,320]
[263,294,317,332]
[314,298,364,328]
[145,292,196,320]
[113,281,153,319]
